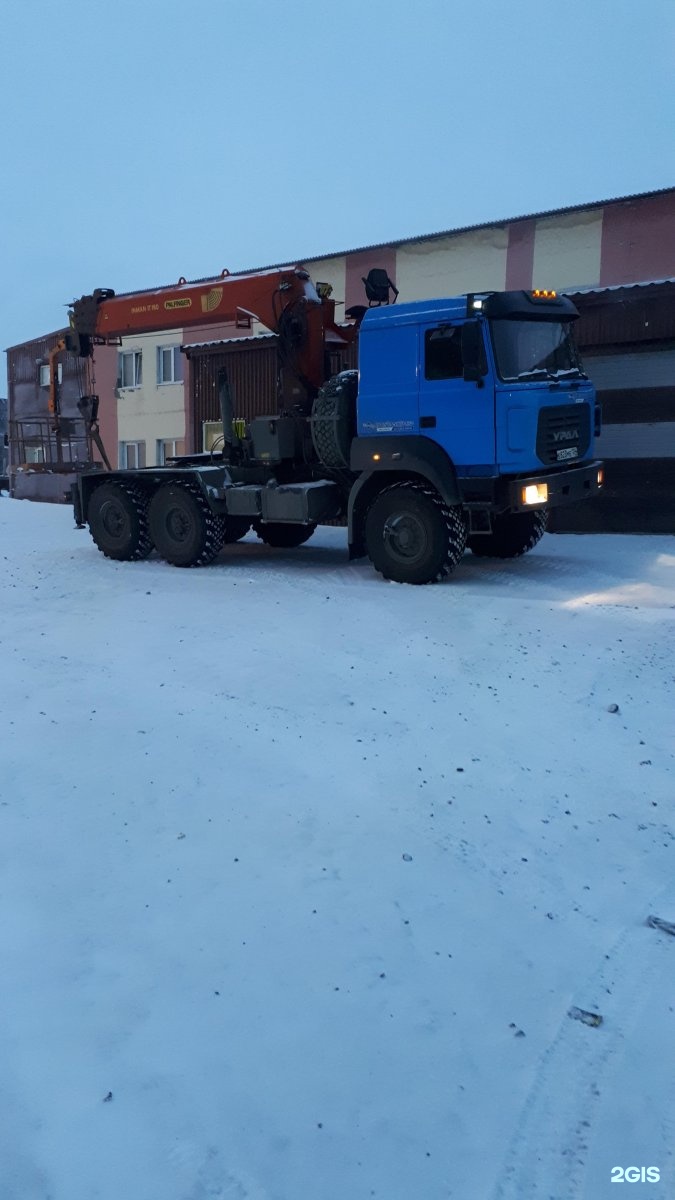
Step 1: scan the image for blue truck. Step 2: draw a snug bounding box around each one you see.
[65,266,603,584]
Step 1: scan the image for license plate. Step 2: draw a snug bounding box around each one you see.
[556,446,578,461]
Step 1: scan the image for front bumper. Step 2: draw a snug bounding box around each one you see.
[507,460,604,512]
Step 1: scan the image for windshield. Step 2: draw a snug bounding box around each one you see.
[489,319,584,382]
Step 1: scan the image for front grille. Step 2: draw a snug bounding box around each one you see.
[536,403,591,466]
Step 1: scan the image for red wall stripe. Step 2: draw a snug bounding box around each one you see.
[600,192,675,286]
[505,219,536,289]
[345,247,397,310]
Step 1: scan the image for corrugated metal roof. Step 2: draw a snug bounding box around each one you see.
[5,328,69,354]
[565,277,675,298]
[182,333,277,351]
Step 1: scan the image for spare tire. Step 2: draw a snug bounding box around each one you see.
[311,370,358,469]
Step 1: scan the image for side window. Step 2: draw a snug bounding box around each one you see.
[424,326,464,380]
[117,350,143,389]
[118,440,146,469]
[157,346,183,385]
[38,363,63,387]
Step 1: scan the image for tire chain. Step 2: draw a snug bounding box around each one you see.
[311,371,358,469]
[91,479,153,561]
[368,480,468,581]
[470,508,548,558]
[519,509,548,555]
[163,479,227,567]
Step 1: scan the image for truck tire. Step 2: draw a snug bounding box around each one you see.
[468,509,548,558]
[255,522,316,548]
[311,370,358,469]
[148,482,225,567]
[365,482,467,584]
[87,480,153,562]
[223,517,251,543]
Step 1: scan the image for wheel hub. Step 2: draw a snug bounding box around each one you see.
[383,512,428,562]
[100,499,128,539]
[166,507,192,542]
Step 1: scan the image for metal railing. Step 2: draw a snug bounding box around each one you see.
[9,417,94,471]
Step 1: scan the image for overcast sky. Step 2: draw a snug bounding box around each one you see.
[2,0,674,353]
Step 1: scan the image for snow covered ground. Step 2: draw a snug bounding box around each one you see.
[1,496,673,1200]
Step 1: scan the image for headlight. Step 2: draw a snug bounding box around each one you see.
[522,483,548,505]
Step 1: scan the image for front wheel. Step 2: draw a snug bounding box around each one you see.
[148,483,225,567]
[468,509,548,558]
[255,522,316,548]
[364,483,467,584]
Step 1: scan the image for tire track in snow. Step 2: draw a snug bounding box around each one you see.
[490,885,675,1200]
[169,1141,269,1199]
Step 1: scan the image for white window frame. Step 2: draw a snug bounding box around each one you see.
[157,345,183,385]
[119,441,144,470]
[156,438,184,465]
[39,363,62,387]
[118,350,143,389]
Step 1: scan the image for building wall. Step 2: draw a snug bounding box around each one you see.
[302,188,675,301]
[532,209,604,290]
[0,396,7,481]
[549,284,675,533]
[116,330,187,466]
[6,332,117,500]
[396,226,509,299]
[599,191,675,286]
[91,344,119,467]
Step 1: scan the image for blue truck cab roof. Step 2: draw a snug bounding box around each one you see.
[358,290,580,331]
[359,297,470,330]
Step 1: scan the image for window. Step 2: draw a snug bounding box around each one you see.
[156,438,185,465]
[118,441,146,469]
[489,320,582,382]
[118,350,143,389]
[25,446,45,464]
[425,326,464,380]
[203,421,224,452]
[39,363,62,387]
[157,346,183,384]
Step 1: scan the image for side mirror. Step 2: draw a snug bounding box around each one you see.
[462,322,487,384]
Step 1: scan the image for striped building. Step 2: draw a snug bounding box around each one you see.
[6,186,675,527]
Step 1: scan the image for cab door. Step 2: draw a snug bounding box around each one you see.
[418,321,495,471]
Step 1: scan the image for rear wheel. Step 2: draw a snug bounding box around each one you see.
[87,480,152,561]
[255,522,316,548]
[365,482,467,584]
[468,509,548,558]
[148,483,225,567]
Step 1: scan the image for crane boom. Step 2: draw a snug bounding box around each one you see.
[66,264,355,392]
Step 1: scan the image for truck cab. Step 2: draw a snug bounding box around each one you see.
[344,289,603,581]
[356,289,599,476]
